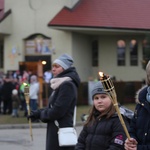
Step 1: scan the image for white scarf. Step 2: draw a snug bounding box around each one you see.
[50,77,72,90]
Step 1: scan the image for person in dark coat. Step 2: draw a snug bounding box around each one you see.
[1,77,14,114]
[75,81,128,150]
[0,78,3,114]
[125,60,150,150]
[28,54,80,150]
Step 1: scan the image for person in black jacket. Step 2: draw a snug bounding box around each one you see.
[0,78,3,114]
[75,81,128,150]
[1,76,14,114]
[28,54,80,150]
[125,60,150,150]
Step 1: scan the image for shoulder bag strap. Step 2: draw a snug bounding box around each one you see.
[55,106,77,128]
[73,106,76,127]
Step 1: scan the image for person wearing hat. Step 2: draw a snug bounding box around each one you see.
[125,60,150,150]
[75,81,128,150]
[11,89,20,117]
[28,53,80,150]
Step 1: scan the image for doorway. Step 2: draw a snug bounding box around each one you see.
[25,55,51,72]
[19,61,38,75]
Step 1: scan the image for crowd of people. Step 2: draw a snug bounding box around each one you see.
[0,70,39,117]
[1,53,150,150]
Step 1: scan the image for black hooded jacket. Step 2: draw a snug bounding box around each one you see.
[35,67,80,150]
[75,113,127,150]
[129,85,150,150]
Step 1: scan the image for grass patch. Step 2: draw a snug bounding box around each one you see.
[122,103,136,111]
[0,103,136,124]
[0,111,27,124]
[76,105,91,122]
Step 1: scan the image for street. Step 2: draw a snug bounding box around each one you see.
[0,126,83,150]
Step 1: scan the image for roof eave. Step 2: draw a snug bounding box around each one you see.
[48,25,150,35]
[0,9,12,35]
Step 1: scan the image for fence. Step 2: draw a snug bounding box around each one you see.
[42,81,143,107]
[77,81,143,105]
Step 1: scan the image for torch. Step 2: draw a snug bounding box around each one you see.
[24,83,33,141]
[99,72,130,139]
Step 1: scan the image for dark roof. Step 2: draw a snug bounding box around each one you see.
[48,0,150,30]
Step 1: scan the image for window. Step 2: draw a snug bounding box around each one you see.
[92,40,98,67]
[117,40,126,66]
[0,44,3,68]
[143,39,147,60]
[142,38,150,69]
[130,39,138,66]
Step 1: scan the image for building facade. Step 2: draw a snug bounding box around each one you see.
[0,0,150,82]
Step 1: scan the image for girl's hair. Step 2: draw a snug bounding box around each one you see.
[84,97,116,127]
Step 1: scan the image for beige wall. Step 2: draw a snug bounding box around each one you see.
[98,35,146,81]
[2,0,147,82]
[72,33,92,82]
[71,33,146,82]
[4,0,74,73]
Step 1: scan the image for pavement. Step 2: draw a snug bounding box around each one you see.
[0,125,83,150]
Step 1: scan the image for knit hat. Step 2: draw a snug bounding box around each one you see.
[91,81,107,99]
[30,75,37,82]
[53,54,74,70]
[12,89,18,95]
[146,60,150,85]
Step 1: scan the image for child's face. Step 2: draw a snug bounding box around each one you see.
[93,93,112,113]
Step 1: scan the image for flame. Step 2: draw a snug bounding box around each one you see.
[23,82,28,86]
[99,72,104,77]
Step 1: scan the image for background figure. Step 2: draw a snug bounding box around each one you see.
[75,81,128,150]
[1,77,14,114]
[0,78,3,114]
[13,70,21,80]
[29,75,39,111]
[19,78,29,117]
[22,70,29,81]
[44,69,53,83]
[28,53,80,150]
[11,89,20,117]
[125,60,150,150]
[12,78,20,90]
[44,69,53,103]
[28,70,33,83]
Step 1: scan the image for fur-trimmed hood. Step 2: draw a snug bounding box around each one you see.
[135,85,148,104]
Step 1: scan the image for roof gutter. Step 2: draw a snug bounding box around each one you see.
[0,9,12,35]
[48,25,150,35]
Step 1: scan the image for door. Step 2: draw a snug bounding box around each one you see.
[19,61,38,75]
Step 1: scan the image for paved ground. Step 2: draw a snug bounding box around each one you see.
[0,124,83,150]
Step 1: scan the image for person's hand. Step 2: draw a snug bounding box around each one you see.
[27,113,36,122]
[27,110,40,122]
[124,138,138,150]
